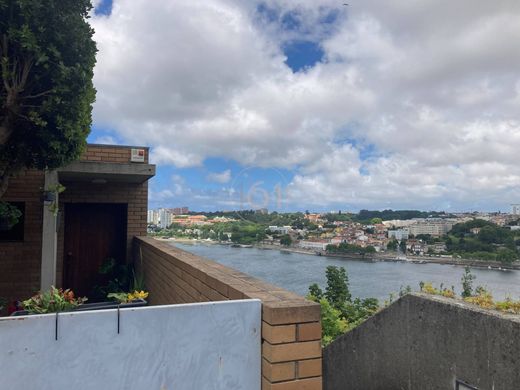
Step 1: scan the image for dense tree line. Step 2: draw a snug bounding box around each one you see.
[326,243,376,255]
[446,219,519,263]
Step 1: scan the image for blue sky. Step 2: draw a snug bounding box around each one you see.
[89,1,520,213]
[94,0,112,16]
[89,1,337,212]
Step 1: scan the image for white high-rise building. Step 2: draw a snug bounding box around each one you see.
[511,204,520,215]
[147,209,159,225]
[159,208,172,229]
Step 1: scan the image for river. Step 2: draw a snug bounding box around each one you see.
[172,242,520,302]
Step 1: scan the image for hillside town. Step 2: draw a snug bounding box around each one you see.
[148,206,520,264]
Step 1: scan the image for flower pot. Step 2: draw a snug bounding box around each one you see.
[10,299,147,316]
[72,299,147,312]
[41,191,56,203]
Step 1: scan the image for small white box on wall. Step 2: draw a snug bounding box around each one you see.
[130,148,145,163]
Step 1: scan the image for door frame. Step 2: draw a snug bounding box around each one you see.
[62,202,128,296]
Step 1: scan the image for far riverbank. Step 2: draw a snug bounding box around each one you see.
[154,237,520,271]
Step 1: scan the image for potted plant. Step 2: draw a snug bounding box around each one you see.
[107,290,149,305]
[0,202,22,231]
[70,290,148,312]
[43,183,66,216]
[13,286,88,315]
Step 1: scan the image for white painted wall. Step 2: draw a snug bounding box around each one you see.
[0,300,261,390]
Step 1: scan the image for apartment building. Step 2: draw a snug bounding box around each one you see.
[407,219,454,237]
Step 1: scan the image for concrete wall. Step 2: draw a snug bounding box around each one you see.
[323,293,520,390]
[134,237,323,390]
[0,300,261,390]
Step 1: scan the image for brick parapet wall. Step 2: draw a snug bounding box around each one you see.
[134,236,323,390]
[81,144,149,164]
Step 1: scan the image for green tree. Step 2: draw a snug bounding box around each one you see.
[387,239,398,250]
[325,266,351,307]
[461,267,475,298]
[0,0,97,198]
[399,239,407,253]
[315,298,347,346]
[308,267,381,345]
[280,234,292,246]
[308,283,323,300]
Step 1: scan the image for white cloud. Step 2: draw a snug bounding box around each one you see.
[207,169,232,184]
[91,0,520,210]
[92,135,118,145]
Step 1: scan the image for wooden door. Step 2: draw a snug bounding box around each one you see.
[63,203,127,297]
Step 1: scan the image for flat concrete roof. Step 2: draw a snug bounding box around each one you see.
[87,143,150,150]
[57,160,155,184]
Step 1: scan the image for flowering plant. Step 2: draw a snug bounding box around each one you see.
[22,286,87,314]
[107,290,149,304]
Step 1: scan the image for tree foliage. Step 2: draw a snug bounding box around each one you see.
[308,265,380,346]
[317,298,348,346]
[325,266,351,307]
[387,239,398,250]
[326,243,376,256]
[0,0,97,197]
[280,234,292,246]
[354,209,449,223]
[445,220,519,263]
[461,267,475,298]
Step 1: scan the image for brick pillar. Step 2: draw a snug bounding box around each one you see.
[261,301,323,389]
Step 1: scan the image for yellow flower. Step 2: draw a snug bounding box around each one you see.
[127,290,148,301]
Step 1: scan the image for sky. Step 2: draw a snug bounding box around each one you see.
[88,0,520,213]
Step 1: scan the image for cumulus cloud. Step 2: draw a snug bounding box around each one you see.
[207,170,232,184]
[92,135,118,145]
[91,0,520,210]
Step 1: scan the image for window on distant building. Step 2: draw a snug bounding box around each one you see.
[0,202,25,242]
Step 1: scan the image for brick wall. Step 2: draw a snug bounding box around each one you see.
[0,170,45,305]
[81,144,149,164]
[134,237,323,390]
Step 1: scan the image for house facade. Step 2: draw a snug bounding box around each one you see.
[0,144,155,302]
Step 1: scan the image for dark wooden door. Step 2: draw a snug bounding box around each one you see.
[63,203,127,297]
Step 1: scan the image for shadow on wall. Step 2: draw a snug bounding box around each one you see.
[323,293,520,390]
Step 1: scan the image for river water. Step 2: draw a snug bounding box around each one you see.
[173,242,520,302]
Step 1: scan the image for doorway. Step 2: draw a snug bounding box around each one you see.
[63,203,127,297]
